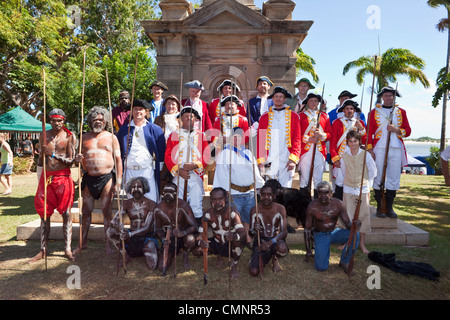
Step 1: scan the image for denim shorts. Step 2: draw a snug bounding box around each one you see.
[231,192,255,224]
[0,163,13,175]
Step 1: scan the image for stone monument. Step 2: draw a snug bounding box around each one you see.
[140,0,313,102]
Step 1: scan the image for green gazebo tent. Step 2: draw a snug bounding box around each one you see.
[0,106,51,132]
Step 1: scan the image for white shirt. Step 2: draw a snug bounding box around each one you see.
[163,112,179,141]
[213,145,265,194]
[266,108,291,176]
[340,146,377,195]
[374,107,403,150]
[127,120,153,169]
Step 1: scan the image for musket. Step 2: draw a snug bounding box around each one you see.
[202,216,208,285]
[41,67,48,271]
[122,52,139,199]
[106,68,127,275]
[378,82,399,214]
[358,81,365,121]
[345,55,378,275]
[306,84,326,196]
[174,71,186,278]
[244,75,263,278]
[77,49,86,255]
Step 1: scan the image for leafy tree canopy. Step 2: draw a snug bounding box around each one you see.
[0,0,159,131]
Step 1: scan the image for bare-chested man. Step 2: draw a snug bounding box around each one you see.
[192,187,246,280]
[107,177,158,269]
[73,106,123,255]
[304,181,361,275]
[29,109,77,263]
[154,182,198,273]
[249,184,288,277]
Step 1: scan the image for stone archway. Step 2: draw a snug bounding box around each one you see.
[202,65,253,105]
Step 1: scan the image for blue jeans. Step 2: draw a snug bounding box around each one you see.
[231,193,255,224]
[313,228,360,271]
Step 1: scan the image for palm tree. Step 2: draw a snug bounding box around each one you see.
[342,48,430,101]
[428,0,450,153]
[295,47,319,83]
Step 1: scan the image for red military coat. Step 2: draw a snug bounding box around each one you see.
[299,109,332,158]
[165,129,210,179]
[330,117,366,163]
[257,107,301,165]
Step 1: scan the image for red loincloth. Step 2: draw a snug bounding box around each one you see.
[34,167,75,218]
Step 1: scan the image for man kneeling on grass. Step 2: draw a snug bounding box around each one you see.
[304,181,361,275]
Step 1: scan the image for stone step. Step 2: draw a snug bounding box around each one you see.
[18,214,428,246]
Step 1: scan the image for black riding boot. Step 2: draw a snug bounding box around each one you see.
[373,189,386,218]
[385,189,398,218]
[333,185,343,200]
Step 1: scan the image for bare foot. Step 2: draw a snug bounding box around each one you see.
[73,245,87,256]
[65,250,76,262]
[360,246,370,255]
[28,250,45,263]
[105,243,116,255]
[230,263,239,280]
[272,258,282,273]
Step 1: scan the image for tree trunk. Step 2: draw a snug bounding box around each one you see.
[440,10,450,153]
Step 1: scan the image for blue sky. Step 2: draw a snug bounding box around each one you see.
[253,0,448,139]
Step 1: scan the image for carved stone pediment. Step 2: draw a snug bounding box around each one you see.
[183,0,270,29]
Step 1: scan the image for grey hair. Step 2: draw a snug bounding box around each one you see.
[316,181,333,193]
[126,176,150,194]
[86,106,111,131]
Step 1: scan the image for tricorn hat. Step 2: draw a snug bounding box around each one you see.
[295,78,315,89]
[268,86,293,99]
[338,90,357,99]
[302,93,324,106]
[184,80,205,91]
[217,79,240,92]
[255,76,274,88]
[377,86,401,98]
[133,99,153,111]
[337,99,361,113]
[149,80,168,91]
[220,95,243,107]
[178,106,201,120]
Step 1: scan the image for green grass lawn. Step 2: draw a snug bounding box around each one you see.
[0,171,449,301]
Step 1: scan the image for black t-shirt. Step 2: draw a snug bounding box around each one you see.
[22,140,33,155]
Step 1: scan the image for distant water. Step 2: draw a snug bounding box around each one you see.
[404,141,440,157]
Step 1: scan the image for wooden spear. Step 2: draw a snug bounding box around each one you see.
[77,49,86,255]
[42,67,48,271]
[106,68,127,274]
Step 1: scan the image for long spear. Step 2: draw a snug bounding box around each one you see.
[106,68,127,274]
[202,216,208,285]
[174,71,185,278]
[345,55,378,275]
[78,49,86,255]
[306,84,325,197]
[245,77,263,278]
[42,67,48,271]
[117,52,138,274]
